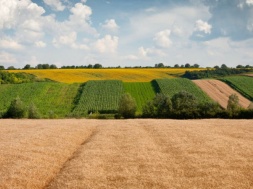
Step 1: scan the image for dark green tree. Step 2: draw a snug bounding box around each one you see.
[185,63,191,68]
[5,97,26,118]
[142,101,155,118]
[221,64,228,69]
[171,91,198,118]
[118,93,137,118]
[23,64,31,69]
[153,93,172,117]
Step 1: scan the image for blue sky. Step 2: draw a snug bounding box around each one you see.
[1,0,253,68]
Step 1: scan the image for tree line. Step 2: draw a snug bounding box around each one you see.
[1,63,252,70]
[117,92,253,119]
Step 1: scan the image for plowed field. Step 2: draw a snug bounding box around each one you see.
[193,80,251,109]
[1,119,253,189]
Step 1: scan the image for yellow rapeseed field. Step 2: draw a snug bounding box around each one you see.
[9,68,203,83]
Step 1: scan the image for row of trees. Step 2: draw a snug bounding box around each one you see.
[2,92,253,119]
[183,68,253,80]
[118,92,253,119]
[1,63,252,70]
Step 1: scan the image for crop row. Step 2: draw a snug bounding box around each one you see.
[123,82,156,113]
[72,80,124,115]
[221,76,253,101]
[155,78,212,103]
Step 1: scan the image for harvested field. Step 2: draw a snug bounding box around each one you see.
[0,119,253,189]
[193,79,251,109]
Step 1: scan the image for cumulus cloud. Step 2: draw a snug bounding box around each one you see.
[153,29,172,48]
[94,35,119,53]
[0,38,24,50]
[53,32,77,47]
[101,19,119,32]
[0,0,45,30]
[194,19,212,34]
[43,0,65,11]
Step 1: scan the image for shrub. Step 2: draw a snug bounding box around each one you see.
[28,103,40,119]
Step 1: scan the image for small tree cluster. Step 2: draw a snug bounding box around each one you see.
[143,91,223,119]
[3,97,40,119]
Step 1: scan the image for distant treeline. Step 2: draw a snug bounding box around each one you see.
[182,68,253,80]
[2,62,252,70]
[0,71,51,84]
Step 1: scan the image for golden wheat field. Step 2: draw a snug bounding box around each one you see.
[9,68,203,83]
[0,119,253,189]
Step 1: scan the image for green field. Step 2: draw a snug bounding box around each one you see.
[72,80,124,115]
[123,82,156,113]
[0,82,80,117]
[221,76,253,101]
[155,78,212,103]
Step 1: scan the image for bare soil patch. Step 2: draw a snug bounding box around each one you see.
[0,119,253,189]
[193,79,251,109]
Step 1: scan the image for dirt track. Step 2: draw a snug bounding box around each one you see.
[193,79,251,109]
[0,119,253,189]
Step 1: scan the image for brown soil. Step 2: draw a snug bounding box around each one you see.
[193,79,251,109]
[0,119,253,189]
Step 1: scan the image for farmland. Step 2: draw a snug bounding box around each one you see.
[221,76,253,101]
[72,80,124,115]
[155,78,212,103]
[9,68,203,83]
[0,82,79,117]
[0,119,253,189]
[193,79,251,109]
[123,82,156,113]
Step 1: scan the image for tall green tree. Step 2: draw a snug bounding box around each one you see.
[227,94,241,116]
[171,91,198,118]
[118,93,137,118]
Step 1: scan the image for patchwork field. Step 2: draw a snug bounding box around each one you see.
[9,68,203,83]
[193,80,251,109]
[221,76,253,101]
[0,119,253,189]
[155,78,212,103]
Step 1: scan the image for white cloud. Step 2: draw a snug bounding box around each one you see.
[246,0,253,6]
[43,0,65,11]
[0,37,24,50]
[53,32,77,47]
[35,41,47,48]
[153,29,172,48]
[69,3,92,23]
[94,35,119,53]
[101,19,119,32]
[0,51,17,64]
[194,19,212,34]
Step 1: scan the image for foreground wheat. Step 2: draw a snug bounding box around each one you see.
[0,119,253,189]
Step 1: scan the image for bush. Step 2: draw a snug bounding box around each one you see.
[118,93,137,118]
[5,97,26,118]
[28,103,40,119]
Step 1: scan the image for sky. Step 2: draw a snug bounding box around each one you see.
[1,0,253,68]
